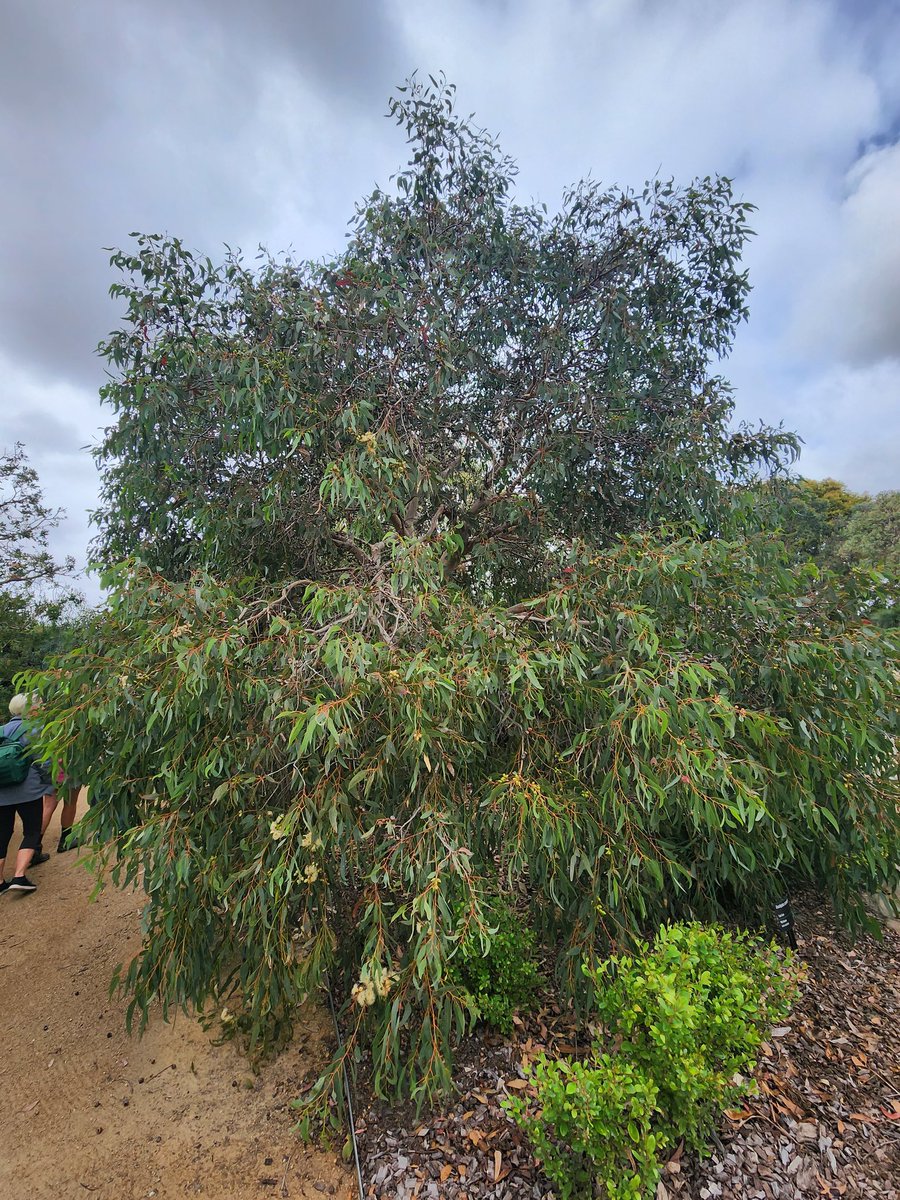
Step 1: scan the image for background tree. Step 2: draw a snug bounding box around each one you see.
[835,491,900,627]
[0,592,89,698]
[1,443,75,593]
[836,491,900,574]
[768,477,866,565]
[37,78,899,1115]
[1,443,81,696]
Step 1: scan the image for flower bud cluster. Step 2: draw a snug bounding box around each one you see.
[351,966,398,1007]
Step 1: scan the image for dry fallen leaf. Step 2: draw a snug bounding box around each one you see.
[439,1164,453,1182]
[724,1108,752,1124]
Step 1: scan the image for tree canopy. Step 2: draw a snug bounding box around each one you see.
[837,491,900,575]
[93,80,796,593]
[1,443,81,695]
[36,78,899,1117]
[768,477,866,566]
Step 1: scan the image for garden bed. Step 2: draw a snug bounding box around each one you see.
[355,896,900,1200]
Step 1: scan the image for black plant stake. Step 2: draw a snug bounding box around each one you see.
[773,895,798,950]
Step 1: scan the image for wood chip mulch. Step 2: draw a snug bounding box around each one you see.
[354,896,900,1199]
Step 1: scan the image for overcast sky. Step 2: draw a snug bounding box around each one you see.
[2,0,899,602]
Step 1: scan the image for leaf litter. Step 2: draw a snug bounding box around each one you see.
[355,894,899,1199]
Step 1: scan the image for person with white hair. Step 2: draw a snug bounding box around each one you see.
[0,693,56,893]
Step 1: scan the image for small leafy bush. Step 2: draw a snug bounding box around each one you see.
[506,1054,660,1200]
[507,923,799,1199]
[591,922,798,1149]
[449,897,540,1033]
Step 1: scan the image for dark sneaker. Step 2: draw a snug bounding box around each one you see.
[57,828,79,853]
[8,876,37,892]
[31,850,50,866]
[0,880,10,895]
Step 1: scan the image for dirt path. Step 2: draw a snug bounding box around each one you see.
[0,797,353,1200]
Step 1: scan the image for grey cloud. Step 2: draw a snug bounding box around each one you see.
[190,0,409,102]
[2,0,900,600]
[789,361,900,493]
[2,0,412,599]
[3,407,84,456]
[0,0,410,389]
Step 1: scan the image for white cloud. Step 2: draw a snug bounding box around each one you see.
[793,140,900,364]
[391,0,880,188]
[789,360,900,492]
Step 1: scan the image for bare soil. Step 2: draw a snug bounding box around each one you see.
[0,796,353,1200]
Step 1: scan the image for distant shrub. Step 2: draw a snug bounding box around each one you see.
[506,923,799,1199]
[449,896,540,1034]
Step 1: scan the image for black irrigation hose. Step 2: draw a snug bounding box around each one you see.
[325,975,366,1200]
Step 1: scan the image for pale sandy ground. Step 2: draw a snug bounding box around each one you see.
[0,796,353,1200]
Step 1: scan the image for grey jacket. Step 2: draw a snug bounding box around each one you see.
[0,717,55,807]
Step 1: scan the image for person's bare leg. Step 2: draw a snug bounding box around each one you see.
[0,848,36,887]
[57,788,80,851]
[60,787,79,828]
[41,793,59,837]
[15,845,34,875]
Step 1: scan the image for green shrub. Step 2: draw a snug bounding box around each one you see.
[449,897,540,1033]
[506,1054,660,1200]
[591,923,798,1149]
[507,923,798,1198]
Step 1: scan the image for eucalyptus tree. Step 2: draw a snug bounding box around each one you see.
[93,81,794,589]
[38,79,898,1116]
